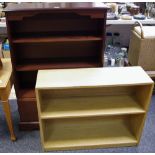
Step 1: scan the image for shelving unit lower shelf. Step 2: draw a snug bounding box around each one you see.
[42,116,138,151]
[36,67,154,151]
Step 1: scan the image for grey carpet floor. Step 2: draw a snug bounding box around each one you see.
[0,95,155,153]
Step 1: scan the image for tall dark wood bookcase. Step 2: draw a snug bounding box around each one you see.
[5,3,108,130]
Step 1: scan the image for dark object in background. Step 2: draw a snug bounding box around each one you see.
[113,32,121,46]
[130,6,140,15]
[106,32,113,45]
[134,2,146,14]
[126,3,140,15]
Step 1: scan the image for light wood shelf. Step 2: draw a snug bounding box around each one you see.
[40,95,145,119]
[36,67,154,151]
[42,116,137,151]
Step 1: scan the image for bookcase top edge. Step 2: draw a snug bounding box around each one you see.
[36,67,154,89]
[4,2,109,12]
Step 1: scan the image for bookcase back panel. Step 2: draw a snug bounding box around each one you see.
[17,71,37,89]
[39,86,141,98]
[14,42,101,63]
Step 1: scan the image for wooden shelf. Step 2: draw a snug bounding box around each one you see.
[40,95,145,119]
[16,60,99,71]
[43,117,137,151]
[13,36,102,43]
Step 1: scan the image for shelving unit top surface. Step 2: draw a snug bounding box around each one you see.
[4,2,108,12]
[36,67,153,89]
[0,58,12,89]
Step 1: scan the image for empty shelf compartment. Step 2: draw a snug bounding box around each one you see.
[42,115,140,151]
[40,95,144,119]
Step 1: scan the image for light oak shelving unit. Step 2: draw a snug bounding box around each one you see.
[36,67,154,151]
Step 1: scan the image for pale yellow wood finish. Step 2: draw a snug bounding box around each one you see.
[36,67,152,89]
[40,95,145,119]
[0,58,16,141]
[36,67,154,151]
[0,58,12,88]
[43,116,138,151]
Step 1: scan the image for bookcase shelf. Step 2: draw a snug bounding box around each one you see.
[5,2,108,129]
[40,95,145,119]
[13,36,102,43]
[16,59,99,71]
[36,67,154,151]
[42,116,138,151]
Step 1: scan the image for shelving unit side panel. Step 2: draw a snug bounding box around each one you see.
[35,89,45,147]
[135,84,154,111]
[133,84,154,143]
[127,114,145,143]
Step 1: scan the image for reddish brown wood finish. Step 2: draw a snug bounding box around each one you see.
[13,36,102,43]
[5,2,107,130]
